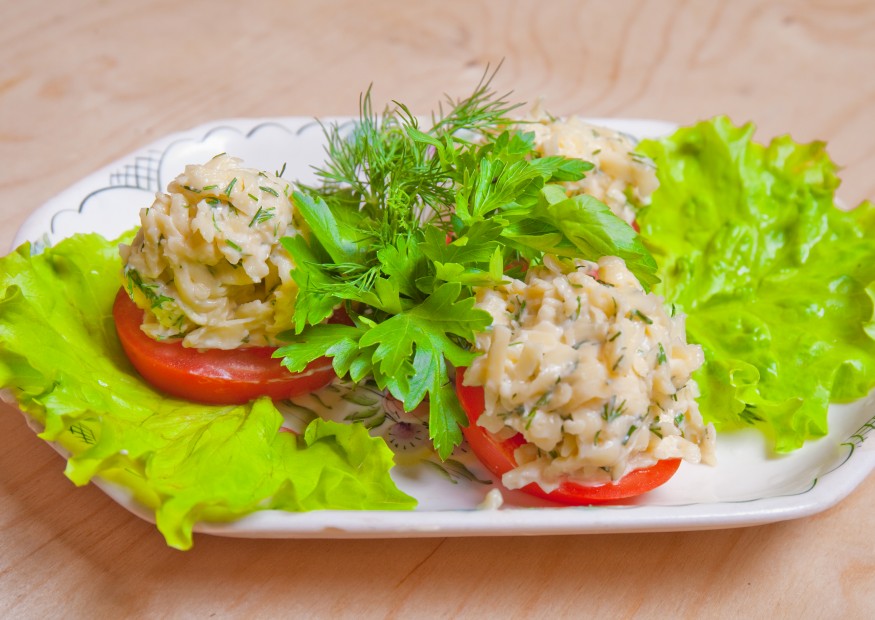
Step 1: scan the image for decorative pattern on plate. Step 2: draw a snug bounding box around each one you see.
[108,151,163,193]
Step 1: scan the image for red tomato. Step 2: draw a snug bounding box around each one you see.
[112,289,336,404]
[455,367,681,504]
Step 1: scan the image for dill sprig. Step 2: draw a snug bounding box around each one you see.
[309,65,520,244]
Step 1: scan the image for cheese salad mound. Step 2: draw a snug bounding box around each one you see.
[530,115,658,226]
[464,255,716,492]
[120,154,301,349]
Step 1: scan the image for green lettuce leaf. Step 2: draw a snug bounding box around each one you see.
[0,234,415,549]
[637,116,875,452]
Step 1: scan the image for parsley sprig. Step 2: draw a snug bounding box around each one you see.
[275,71,658,458]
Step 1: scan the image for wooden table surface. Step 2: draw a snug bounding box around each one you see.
[2,0,874,617]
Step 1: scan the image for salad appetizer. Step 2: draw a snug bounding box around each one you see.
[114,154,337,404]
[2,71,875,549]
[458,255,715,504]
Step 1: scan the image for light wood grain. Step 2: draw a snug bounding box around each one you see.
[2,0,874,617]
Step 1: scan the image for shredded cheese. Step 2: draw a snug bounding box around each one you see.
[465,256,716,492]
[119,154,300,349]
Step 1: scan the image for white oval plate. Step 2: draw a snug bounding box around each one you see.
[9,117,875,539]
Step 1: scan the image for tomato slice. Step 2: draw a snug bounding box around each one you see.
[455,367,681,504]
[113,289,336,404]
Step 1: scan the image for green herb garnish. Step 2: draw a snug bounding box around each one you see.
[657,342,667,364]
[275,70,659,459]
[248,206,276,227]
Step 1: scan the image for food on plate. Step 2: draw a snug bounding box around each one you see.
[112,289,335,404]
[2,69,875,547]
[0,233,415,550]
[273,87,710,499]
[116,154,335,402]
[460,255,715,499]
[637,117,875,452]
[457,371,684,503]
[275,80,660,462]
[121,154,299,349]
[529,113,658,225]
